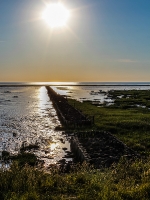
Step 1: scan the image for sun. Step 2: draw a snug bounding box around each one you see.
[42,3,70,28]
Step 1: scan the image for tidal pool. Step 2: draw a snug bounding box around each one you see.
[52,85,150,106]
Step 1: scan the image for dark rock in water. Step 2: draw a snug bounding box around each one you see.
[20,144,40,152]
[13,96,18,98]
[59,138,65,143]
[4,91,11,93]
[58,159,66,164]
[63,154,74,158]
[2,151,10,160]
[13,132,17,137]
[62,147,67,151]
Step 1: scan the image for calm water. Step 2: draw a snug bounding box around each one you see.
[0,86,71,169]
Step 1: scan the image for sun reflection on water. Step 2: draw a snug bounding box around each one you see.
[50,142,58,151]
[38,86,50,112]
[0,86,73,169]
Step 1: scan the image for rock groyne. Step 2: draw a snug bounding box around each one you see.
[71,131,140,168]
[46,86,91,127]
[46,86,139,168]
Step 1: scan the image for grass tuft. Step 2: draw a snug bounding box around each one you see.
[1,159,150,199]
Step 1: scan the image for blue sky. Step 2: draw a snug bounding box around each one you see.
[0,0,150,82]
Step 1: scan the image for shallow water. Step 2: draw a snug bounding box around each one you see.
[1,84,150,169]
[0,86,72,168]
[52,85,150,104]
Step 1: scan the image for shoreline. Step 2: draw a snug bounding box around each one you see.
[1,84,150,87]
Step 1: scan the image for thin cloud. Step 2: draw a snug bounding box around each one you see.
[117,59,138,63]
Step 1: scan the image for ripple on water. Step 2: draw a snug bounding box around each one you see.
[0,86,72,169]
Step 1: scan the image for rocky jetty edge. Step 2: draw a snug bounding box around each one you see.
[46,86,139,169]
[46,86,92,127]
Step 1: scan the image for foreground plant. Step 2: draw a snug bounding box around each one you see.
[1,158,150,199]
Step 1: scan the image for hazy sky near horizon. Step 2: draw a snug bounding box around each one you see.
[0,0,150,82]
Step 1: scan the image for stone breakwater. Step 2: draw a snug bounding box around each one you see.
[45,86,138,168]
[46,86,91,127]
[71,131,140,168]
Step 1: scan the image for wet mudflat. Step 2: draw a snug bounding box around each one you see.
[0,86,72,169]
[52,85,150,106]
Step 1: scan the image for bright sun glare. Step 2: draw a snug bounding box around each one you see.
[42,3,70,28]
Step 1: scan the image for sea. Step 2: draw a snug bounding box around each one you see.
[1,82,150,168]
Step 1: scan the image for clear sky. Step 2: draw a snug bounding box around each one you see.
[0,0,150,82]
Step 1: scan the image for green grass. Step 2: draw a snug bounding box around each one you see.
[1,159,150,199]
[68,91,150,156]
[107,89,150,109]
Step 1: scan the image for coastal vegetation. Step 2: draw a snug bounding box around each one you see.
[1,89,150,199]
[68,90,150,156]
[1,158,150,199]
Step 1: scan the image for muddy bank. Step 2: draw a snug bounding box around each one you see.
[71,131,139,168]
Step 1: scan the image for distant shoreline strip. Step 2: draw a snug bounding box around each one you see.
[0,84,150,87]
